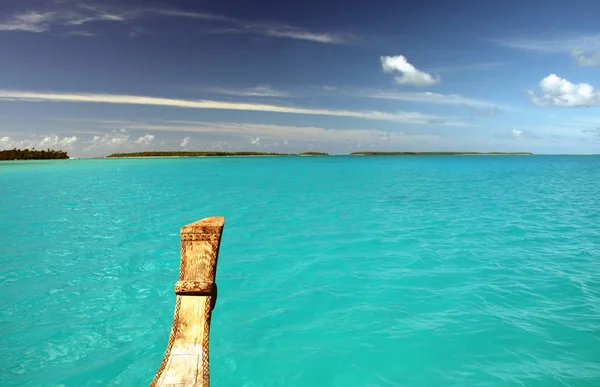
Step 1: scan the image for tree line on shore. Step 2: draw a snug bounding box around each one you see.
[107,151,531,157]
[106,151,329,157]
[0,148,69,160]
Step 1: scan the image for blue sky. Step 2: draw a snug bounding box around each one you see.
[1,0,600,156]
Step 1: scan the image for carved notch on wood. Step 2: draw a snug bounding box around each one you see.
[175,280,214,295]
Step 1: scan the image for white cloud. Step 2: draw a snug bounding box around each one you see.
[251,137,260,146]
[82,132,154,153]
[180,136,191,147]
[528,74,600,107]
[0,134,77,150]
[89,134,130,147]
[381,56,440,87]
[512,129,523,138]
[0,89,468,126]
[496,33,600,67]
[39,135,78,147]
[134,134,154,145]
[211,86,290,97]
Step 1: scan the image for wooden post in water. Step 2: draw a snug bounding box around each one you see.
[151,216,225,387]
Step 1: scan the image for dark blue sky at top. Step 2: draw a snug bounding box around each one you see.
[0,0,599,154]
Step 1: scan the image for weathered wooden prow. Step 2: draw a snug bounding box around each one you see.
[150,216,225,387]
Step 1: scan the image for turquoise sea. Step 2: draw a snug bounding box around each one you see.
[1,155,600,387]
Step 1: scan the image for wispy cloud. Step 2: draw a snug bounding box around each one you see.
[66,4,136,25]
[463,104,500,117]
[200,10,350,44]
[381,56,440,87]
[362,90,507,110]
[496,33,600,53]
[66,30,95,37]
[210,86,291,97]
[0,11,55,32]
[148,9,238,23]
[510,129,539,140]
[209,85,507,111]
[496,33,600,67]
[317,87,509,116]
[582,127,600,138]
[570,49,600,67]
[149,8,350,44]
[214,26,347,44]
[426,62,507,73]
[0,89,469,126]
[0,3,349,44]
[0,6,140,33]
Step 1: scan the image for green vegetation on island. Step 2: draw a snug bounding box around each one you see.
[106,151,295,158]
[0,148,69,160]
[299,152,329,156]
[106,150,533,158]
[350,151,533,156]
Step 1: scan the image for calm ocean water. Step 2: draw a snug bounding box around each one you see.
[1,156,599,387]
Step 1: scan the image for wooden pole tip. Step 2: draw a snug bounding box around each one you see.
[181,217,225,234]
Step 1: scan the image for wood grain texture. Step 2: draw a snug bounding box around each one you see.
[151,216,224,387]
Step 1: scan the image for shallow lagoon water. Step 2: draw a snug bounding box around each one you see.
[1,155,599,386]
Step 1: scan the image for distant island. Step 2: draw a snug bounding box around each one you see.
[106,151,532,158]
[107,151,328,157]
[299,152,328,156]
[0,148,69,160]
[350,152,533,156]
